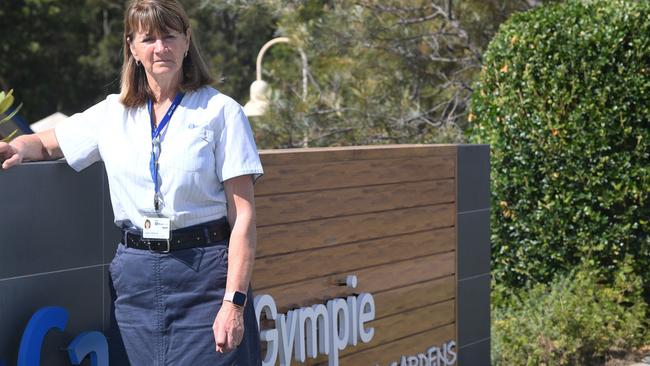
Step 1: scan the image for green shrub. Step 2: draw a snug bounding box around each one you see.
[493,260,649,366]
[469,0,650,290]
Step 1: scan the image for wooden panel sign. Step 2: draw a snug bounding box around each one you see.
[252,145,458,366]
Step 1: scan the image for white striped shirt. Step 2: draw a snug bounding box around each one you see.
[55,86,263,230]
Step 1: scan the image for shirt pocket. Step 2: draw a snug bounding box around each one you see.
[165,127,215,172]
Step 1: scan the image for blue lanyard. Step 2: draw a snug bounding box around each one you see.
[147,92,184,211]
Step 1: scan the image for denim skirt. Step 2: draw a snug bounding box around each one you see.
[108,239,262,365]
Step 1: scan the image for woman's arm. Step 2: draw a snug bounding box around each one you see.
[213,174,257,353]
[0,129,63,169]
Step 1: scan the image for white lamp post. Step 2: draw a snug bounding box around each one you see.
[244,37,308,117]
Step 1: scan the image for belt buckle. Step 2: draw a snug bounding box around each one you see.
[147,239,171,253]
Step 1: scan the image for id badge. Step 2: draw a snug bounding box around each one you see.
[142,216,171,240]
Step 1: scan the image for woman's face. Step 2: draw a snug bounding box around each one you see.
[129,27,190,82]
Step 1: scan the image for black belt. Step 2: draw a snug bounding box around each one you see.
[123,218,230,253]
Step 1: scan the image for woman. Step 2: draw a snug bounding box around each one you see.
[0,0,263,364]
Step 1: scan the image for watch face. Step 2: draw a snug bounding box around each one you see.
[233,291,247,306]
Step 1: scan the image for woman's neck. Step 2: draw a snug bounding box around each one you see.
[147,72,182,104]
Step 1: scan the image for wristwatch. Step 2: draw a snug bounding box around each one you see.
[224,290,247,307]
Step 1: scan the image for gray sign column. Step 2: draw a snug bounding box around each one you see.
[456,144,491,365]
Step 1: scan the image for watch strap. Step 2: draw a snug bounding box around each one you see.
[224,290,247,307]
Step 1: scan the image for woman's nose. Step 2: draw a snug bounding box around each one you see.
[154,39,166,52]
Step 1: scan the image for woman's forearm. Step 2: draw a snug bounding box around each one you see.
[224,175,258,297]
[226,211,256,294]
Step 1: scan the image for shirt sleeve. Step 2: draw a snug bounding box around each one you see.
[215,102,264,183]
[54,99,107,172]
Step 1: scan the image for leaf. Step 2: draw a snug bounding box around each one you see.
[0,89,14,115]
[1,129,18,142]
[0,102,22,125]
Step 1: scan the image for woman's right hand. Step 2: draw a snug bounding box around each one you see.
[0,130,63,169]
[0,140,23,169]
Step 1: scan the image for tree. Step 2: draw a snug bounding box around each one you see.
[1,0,275,122]
[0,0,123,122]
[184,0,276,101]
[3,0,547,134]
[244,0,547,148]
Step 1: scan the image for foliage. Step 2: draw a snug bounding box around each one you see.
[0,89,21,142]
[469,0,650,291]
[3,0,545,138]
[244,0,542,148]
[492,259,649,366]
[185,0,276,102]
[0,0,121,122]
[0,0,275,122]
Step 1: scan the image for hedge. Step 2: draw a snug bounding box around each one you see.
[469,0,649,290]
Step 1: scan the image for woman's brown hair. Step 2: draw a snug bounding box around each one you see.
[119,0,213,107]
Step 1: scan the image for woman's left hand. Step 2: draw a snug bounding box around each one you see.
[213,301,245,353]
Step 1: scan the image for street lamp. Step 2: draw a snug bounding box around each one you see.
[244,37,308,117]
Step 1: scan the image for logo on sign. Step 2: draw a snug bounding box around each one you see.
[254,275,376,366]
[6,306,108,366]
